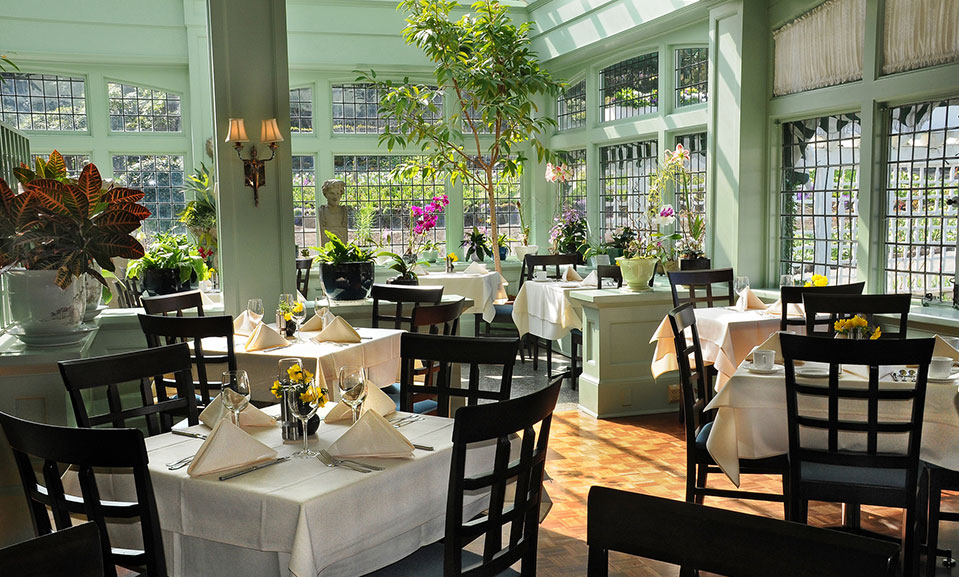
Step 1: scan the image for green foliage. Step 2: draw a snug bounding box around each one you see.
[354,204,379,247]
[126,233,208,284]
[357,0,562,274]
[0,152,149,289]
[312,231,377,265]
[460,226,493,260]
[178,164,216,231]
[378,251,426,280]
[0,54,19,73]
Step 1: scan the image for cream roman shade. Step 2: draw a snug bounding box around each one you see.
[883,0,959,75]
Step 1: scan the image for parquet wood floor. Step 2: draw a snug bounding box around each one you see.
[536,409,959,576]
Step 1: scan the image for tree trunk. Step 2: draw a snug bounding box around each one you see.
[486,177,502,276]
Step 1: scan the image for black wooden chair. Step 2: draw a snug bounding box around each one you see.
[296,257,313,297]
[113,277,142,308]
[667,267,735,308]
[668,303,788,511]
[522,254,583,386]
[523,253,582,280]
[779,282,865,331]
[594,264,622,289]
[59,343,199,436]
[141,289,205,317]
[780,333,934,577]
[371,283,444,330]
[410,298,465,335]
[0,412,166,577]
[921,464,959,576]
[802,293,911,339]
[396,332,520,417]
[586,486,901,577]
[478,257,528,363]
[138,314,237,406]
[366,376,562,577]
[0,522,105,577]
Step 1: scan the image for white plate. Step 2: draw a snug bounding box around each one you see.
[8,324,97,347]
[796,366,830,378]
[745,363,782,375]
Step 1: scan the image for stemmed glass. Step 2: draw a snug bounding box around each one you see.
[291,298,306,327]
[734,276,750,295]
[279,293,295,312]
[287,380,321,458]
[338,366,368,424]
[247,298,264,320]
[220,370,251,427]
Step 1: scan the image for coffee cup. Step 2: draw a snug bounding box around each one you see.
[929,356,955,380]
[753,349,776,371]
[534,270,547,281]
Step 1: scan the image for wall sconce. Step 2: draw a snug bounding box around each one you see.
[225,117,284,206]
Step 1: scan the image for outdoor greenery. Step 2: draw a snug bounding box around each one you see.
[126,233,208,284]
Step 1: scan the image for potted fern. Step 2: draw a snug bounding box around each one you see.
[313,231,376,301]
[126,234,209,296]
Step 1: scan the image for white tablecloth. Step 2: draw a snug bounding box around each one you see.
[650,307,786,387]
[203,327,402,402]
[704,364,959,486]
[417,271,507,323]
[77,406,493,577]
[511,279,590,340]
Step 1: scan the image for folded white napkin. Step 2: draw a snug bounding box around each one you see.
[233,310,262,337]
[311,315,361,343]
[199,394,277,429]
[746,332,783,365]
[562,266,582,282]
[296,291,307,302]
[934,335,959,362]
[463,261,488,274]
[764,298,805,318]
[735,288,766,311]
[325,384,396,423]
[580,271,598,288]
[326,410,414,459]
[299,308,327,332]
[201,291,216,308]
[245,322,288,352]
[187,419,277,477]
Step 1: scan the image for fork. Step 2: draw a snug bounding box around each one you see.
[319,449,384,472]
[392,415,425,428]
[316,450,372,473]
[166,455,194,470]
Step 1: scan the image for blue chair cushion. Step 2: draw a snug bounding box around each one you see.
[386,389,438,415]
[493,303,513,316]
[363,542,520,577]
[695,421,713,451]
[801,462,907,489]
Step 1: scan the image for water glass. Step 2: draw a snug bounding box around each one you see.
[286,382,321,458]
[734,276,750,295]
[247,298,264,319]
[338,366,368,424]
[279,293,295,310]
[278,357,304,386]
[220,370,251,427]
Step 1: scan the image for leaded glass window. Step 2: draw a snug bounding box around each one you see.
[290,87,313,133]
[557,149,586,211]
[0,73,87,131]
[107,83,182,132]
[112,154,185,236]
[463,159,521,250]
[599,53,658,122]
[332,83,443,135]
[600,140,658,236]
[674,133,707,235]
[675,48,708,107]
[31,153,90,178]
[292,155,316,252]
[780,113,860,285]
[885,98,959,301]
[556,80,586,131]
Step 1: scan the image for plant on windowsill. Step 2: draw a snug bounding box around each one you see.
[602,225,636,261]
[407,194,449,262]
[460,226,493,262]
[654,144,710,271]
[549,206,588,257]
[177,163,217,271]
[380,251,427,285]
[0,151,149,338]
[312,231,377,301]
[126,233,209,296]
[496,233,513,261]
[514,200,539,263]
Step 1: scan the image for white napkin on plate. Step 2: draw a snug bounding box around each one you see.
[311,316,361,343]
[326,410,414,459]
[199,394,277,429]
[562,266,582,282]
[934,335,959,362]
[299,309,327,332]
[233,310,262,337]
[245,322,288,352]
[325,384,396,423]
[735,288,766,311]
[580,270,598,288]
[463,261,488,274]
[187,419,277,477]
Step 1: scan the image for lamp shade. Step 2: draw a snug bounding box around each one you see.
[260,118,284,143]
[225,118,249,143]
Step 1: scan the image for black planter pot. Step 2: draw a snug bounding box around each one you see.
[142,268,192,296]
[498,246,508,261]
[319,261,375,301]
[387,276,419,286]
[680,257,711,271]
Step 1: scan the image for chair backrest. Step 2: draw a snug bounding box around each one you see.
[667,267,734,308]
[779,282,865,331]
[667,303,713,449]
[780,334,933,502]
[0,412,166,577]
[445,376,562,577]
[114,277,142,308]
[522,254,582,284]
[586,486,900,577]
[141,289,205,317]
[137,314,237,405]
[59,343,199,436]
[370,283,444,330]
[802,293,911,339]
[296,257,313,297]
[0,522,105,577]
[410,297,465,336]
[398,333,519,417]
[595,264,622,289]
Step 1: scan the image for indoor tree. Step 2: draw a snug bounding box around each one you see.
[359,0,562,274]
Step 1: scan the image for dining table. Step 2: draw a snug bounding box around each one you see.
[416,270,507,329]
[71,404,496,577]
[511,278,593,341]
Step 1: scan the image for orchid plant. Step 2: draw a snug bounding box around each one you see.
[407,194,449,256]
[656,144,706,258]
[549,206,588,256]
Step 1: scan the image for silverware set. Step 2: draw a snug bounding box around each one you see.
[166,455,195,470]
[389,414,424,428]
[316,449,382,473]
[219,456,292,480]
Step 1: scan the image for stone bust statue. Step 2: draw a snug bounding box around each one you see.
[317,179,349,245]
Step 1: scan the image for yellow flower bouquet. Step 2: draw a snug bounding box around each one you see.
[804,274,829,287]
[834,315,881,340]
[272,363,329,406]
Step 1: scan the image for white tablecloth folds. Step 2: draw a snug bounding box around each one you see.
[417,270,506,323]
[511,280,590,340]
[650,307,785,388]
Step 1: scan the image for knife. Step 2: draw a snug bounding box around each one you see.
[219,456,291,481]
[172,429,208,440]
[412,444,434,451]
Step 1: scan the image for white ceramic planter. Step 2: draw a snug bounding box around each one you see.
[82,272,103,321]
[616,257,657,292]
[7,269,85,334]
[514,244,539,263]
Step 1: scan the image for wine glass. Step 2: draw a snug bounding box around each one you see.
[278,357,304,386]
[247,298,264,319]
[220,370,251,427]
[338,366,368,424]
[291,298,306,327]
[734,276,750,295]
[286,381,321,458]
[279,293,295,311]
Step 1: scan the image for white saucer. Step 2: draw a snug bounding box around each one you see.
[796,366,830,378]
[745,363,782,375]
[8,324,97,347]
[928,371,959,384]
[83,304,109,322]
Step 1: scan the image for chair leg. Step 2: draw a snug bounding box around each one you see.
[571,336,579,391]
[532,338,539,371]
[546,340,553,380]
[685,460,697,504]
[927,469,942,577]
[904,504,920,577]
[694,465,708,505]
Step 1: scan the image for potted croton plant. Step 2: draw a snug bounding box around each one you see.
[126,233,209,296]
[313,231,377,301]
[0,151,149,337]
